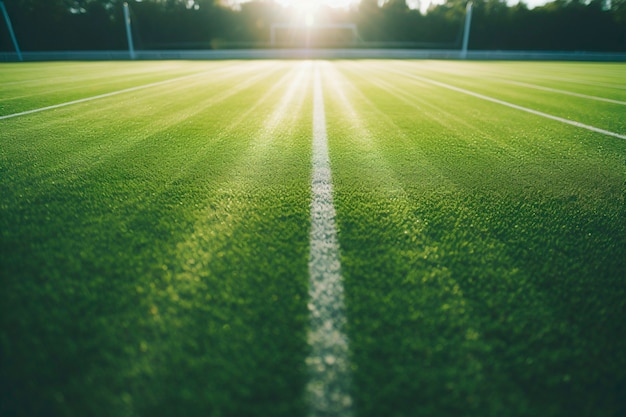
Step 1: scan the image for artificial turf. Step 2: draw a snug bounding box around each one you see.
[324,61,625,416]
[1,60,625,417]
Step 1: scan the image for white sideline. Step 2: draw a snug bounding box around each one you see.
[0,71,212,121]
[305,66,353,417]
[501,79,626,106]
[397,71,626,140]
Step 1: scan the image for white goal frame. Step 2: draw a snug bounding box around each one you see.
[270,23,359,47]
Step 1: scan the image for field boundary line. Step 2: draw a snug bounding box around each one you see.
[527,74,626,91]
[394,70,626,140]
[305,65,353,417]
[0,70,216,121]
[499,79,626,105]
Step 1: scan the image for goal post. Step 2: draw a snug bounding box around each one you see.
[0,0,23,61]
[123,2,136,60]
[270,23,359,47]
[460,1,473,59]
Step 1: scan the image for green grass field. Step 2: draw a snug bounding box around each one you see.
[1,60,625,417]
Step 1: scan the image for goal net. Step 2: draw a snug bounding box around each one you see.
[270,23,359,47]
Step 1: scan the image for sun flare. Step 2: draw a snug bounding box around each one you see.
[304,12,315,27]
[281,0,322,27]
[274,0,360,10]
[237,0,359,28]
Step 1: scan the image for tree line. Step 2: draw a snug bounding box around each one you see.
[1,0,624,52]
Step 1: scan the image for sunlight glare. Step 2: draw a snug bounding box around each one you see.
[285,0,320,28]
[275,0,359,10]
[305,12,315,27]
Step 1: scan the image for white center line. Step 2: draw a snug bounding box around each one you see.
[305,65,353,417]
[394,69,626,140]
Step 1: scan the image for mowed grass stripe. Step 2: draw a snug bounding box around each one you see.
[409,61,626,98]
[324,63,496,415]
[150,61,313,416]
[0,61,239,116]
[0,61,294,194]
[0,61,215,87]
[306,65,353,417]
[0,73,209,120]
[336,61,625,201]
[384,61,626,133]
[493,79,626,106]
[2,60,625,417]
[381,64,626,140]
[0,64,245,120]
[329,61,626,416]
[1,61,314,417]
[326,62,501,417]
[507,65,626,92]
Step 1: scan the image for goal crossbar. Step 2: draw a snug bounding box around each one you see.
[270,23,359,46]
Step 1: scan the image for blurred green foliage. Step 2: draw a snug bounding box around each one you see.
[0,0,625,51]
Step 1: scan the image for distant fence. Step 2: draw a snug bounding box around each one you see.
[1,49,625,62]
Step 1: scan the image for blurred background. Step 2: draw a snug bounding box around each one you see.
[1,0,625,57]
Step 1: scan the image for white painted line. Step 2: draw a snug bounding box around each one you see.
[0,70,213,121]
[501,79,626,106]
[532,74,626,91]
[306,66,353,417]
[396,70,626,140]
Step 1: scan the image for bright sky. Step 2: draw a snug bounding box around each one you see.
[274,0,361,8]
[228,0,551,15]
[421,0,550,12]
[412,0,552,13]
